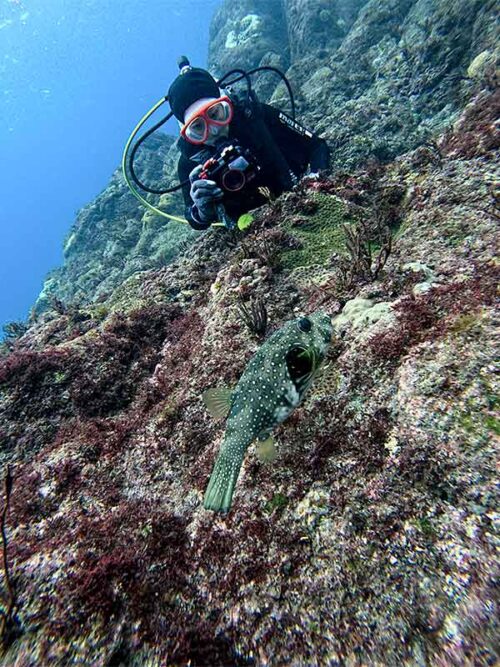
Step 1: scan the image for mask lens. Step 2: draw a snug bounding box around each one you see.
[185,116,207,141]
[207,100,231,123]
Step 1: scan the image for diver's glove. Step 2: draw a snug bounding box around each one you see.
[189,165,224,223]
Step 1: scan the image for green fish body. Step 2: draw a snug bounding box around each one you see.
[203,311,333,512]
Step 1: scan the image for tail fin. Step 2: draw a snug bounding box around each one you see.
[203,451,244,513]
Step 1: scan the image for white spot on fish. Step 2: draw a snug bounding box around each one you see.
[286,384,300,406]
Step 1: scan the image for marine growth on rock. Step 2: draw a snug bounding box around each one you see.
[1,1,499,664]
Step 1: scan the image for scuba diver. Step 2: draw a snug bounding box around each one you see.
[170,59,330,230]
[123,57,330,230]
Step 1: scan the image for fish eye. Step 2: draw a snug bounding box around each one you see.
[298,317,312,332]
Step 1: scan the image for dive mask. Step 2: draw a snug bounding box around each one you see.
[181,96,233,145]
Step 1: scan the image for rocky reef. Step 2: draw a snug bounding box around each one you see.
[1,86,498,666]
[1,0,499,665]
[210,0,498,169]
[34,0,498,311]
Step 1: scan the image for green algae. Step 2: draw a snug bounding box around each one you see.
[459,412,500,435]
[448,312,482,335]
[89,304,109,322]
[237,213,254,230]
[280,193,352,270]
[52,371,68,384]
[484,415,500,436]
[459,409,499,438]
[416,517,437,540]
[263,492,288,514]
[392,215,413,241]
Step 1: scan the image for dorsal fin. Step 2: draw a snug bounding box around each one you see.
[202,387,233,419]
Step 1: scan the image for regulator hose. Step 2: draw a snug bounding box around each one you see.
[121,97,188,223]
[217,65,295,120]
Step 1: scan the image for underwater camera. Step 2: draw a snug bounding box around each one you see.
[200,143,260,193]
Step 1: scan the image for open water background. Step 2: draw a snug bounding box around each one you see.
[0,0,220,331]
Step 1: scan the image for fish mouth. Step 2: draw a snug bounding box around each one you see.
[286,344,320,392]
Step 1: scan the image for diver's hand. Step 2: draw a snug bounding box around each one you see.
[189,165,224,222]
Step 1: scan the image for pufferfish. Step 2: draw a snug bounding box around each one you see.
[202,311,333,513]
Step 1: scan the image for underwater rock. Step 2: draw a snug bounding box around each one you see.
[402,260,441,295]
[294,486,330,529]
[211,0,498,168]
[5,1,499,664]
[34,0,498,312]
[34,134,192,313]
[208,0,289,76]
[467,48,498,81]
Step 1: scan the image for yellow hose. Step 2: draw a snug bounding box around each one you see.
[121,97,188,224]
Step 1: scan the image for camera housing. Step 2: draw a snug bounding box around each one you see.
[200,143,260,193]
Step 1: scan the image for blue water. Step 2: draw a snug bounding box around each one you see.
[0,0,220,332]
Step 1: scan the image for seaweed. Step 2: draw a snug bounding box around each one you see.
[0,467,22,652]
[237,297,268,338]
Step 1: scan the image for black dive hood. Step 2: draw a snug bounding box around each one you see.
[121,56,296,223]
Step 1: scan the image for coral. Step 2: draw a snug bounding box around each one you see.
[466,49,499,85]
[333,297,394,335]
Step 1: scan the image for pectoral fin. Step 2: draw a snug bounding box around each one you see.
[256,436,277,463]
[202,387,233,419]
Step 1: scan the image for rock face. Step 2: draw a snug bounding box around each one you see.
[34,134,194,314]
[210,0,498,169]
[1,1,499,665]
[1,87,498,666]
[283,0,369,60]
[209,0,289,75]
[34,0,498,312]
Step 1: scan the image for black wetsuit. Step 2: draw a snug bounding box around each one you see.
[177,95,330,230]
